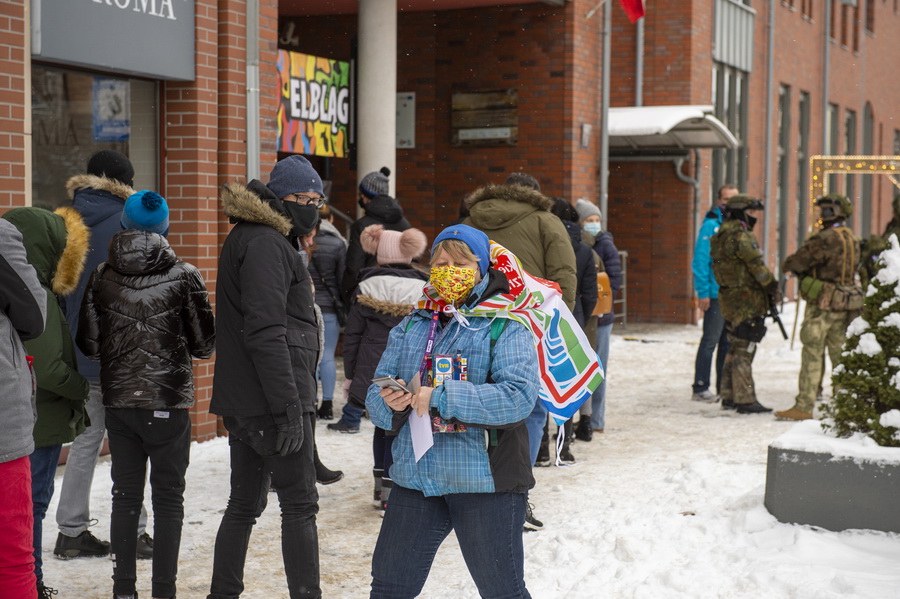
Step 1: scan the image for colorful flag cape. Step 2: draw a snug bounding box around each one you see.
[416,242,604,425]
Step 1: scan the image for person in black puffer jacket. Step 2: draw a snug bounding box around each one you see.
[341,167,411,302]
[77,191,214,599]
[308,205,348,420]
[330,224,428,511]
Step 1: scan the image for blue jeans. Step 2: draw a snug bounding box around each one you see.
[692,298,729,394]
[371,486,530,599]
[525,398,548,467]
[590,323,612,430]
[317,312,340,403]
[30,444,62,583]
[338,401,365,428]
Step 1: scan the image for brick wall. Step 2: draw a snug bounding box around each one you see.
[0,1,26,210]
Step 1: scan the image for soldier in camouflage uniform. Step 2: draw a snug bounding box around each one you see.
[710,195,780,414]
[775,194,862,421]
[860,193,900,288]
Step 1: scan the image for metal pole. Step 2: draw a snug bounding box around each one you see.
[246,0,260,181]
[763,0,774,261]
[599,0,611,229]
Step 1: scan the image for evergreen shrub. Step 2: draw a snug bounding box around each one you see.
[823,235,900,447]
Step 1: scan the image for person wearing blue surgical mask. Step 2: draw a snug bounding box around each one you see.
[573,200,622,439]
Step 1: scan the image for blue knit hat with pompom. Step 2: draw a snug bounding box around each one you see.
[121,190,169,236]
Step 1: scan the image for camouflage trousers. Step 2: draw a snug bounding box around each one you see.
[720,333,758,405]
[796,303,855,413]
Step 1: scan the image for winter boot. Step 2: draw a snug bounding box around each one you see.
[524,502,543,531]
[380,478,393,512]
[558,421,575,464]
[136,532,153,560]
[317,400,334,420]
[314,448,343,485]
[373,468,384,506]
[574,416,593,442]
[774,406,813,421]
[54,530,110,559]
[735,401,773,414]
[535,433,550,467]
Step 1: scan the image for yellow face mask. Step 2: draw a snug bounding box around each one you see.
[430,265,477,305]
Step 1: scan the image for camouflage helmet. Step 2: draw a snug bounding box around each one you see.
[816,194,852,220]
[725,194,764,211]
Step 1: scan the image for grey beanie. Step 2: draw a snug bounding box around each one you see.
[359,166,391,197]
[267,155,324,200]
[575,199,602,222]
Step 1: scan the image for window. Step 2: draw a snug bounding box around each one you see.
[31,65,159,209]
[865,0,874,32]
[826,103,840,193]
[861,103,875,236]
[797,92,811,244]
[802,0,813,18]
[777,85,792,272]
[841,3,850,46]
[852,2,861,51]
[712,63,750,195]
[893,129,900,155]
[845,109,857,228]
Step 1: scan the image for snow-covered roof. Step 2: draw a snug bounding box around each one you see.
[608,105,738,152]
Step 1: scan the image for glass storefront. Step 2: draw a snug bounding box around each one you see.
[31,65,159,209]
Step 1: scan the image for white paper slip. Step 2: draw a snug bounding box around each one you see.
[407,372,433,462]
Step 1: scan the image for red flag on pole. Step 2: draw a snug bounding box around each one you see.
[619,0,645,23]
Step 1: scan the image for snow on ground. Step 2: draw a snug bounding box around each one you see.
[41,302,900,598]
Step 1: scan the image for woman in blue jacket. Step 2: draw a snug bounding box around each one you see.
[366,225,539,599]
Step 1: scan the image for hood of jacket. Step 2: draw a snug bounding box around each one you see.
[318,219,348,247]
[107,229,178,276]
[464,183,553,231]
[67,174,133,228]
[364,194,405,225]
[357,266,428,317]
[2,207,89,296]
[562,219,583,248]
[221,180,293,237]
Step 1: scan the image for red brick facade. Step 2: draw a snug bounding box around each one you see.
[2,1,899,441]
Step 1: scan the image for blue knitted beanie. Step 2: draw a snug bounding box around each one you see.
[431,224,491,277]
[121,190,169,236]
[267,155,324,200]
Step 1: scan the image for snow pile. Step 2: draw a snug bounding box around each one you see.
[39,302,900,598]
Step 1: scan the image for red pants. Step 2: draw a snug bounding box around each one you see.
[0,456,36,599]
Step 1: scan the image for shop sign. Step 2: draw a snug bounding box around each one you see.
[31,0,195,81]
[277,50,351,158]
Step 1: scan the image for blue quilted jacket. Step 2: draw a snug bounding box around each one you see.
[366,271,539,496]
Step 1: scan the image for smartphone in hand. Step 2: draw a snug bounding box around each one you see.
[372,376,413,394]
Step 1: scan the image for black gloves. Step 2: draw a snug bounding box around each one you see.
[275,416,304,456]
[765,282,782,307]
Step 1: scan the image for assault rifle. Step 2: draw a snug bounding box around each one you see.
[768,304,788,340]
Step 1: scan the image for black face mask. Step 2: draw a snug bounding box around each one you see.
[282,202,320,238]
[746,214,758,230]
[358,197,367,210]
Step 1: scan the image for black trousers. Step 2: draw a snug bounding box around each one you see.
[208,414,320,599]
[106,407,191,599]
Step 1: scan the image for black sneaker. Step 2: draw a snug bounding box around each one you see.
[326,420,359,434]
[136,532,153,560]
[721,398,735,410]
[558,446,576,465]
[524,503,543,531]
[54,530,110,559]
[37,582,58,598]
[574,417,593,442]
[534,443,550,467]
[735,401,773,414]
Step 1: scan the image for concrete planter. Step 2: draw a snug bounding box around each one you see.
[764,421,900,533]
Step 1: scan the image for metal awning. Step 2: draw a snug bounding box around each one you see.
[608,105,738,153]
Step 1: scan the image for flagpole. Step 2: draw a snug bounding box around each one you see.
[599,0,611,231]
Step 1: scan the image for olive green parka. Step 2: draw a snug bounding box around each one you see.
[2,207,90,448]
